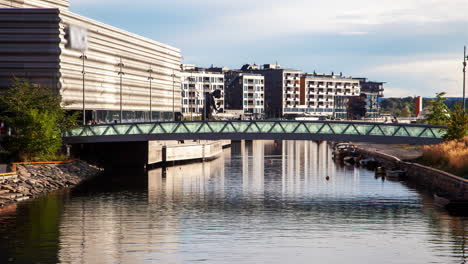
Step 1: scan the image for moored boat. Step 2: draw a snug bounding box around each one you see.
[434,193,468,211]
[385,170,406,180]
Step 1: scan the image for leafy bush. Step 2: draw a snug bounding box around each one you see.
[444,104,468,140]
[425,92,450,126]
[0,79,79,161]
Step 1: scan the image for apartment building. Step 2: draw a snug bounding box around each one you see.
[245,64,360,118]
[244,64,303,118]
[302,73,361,118]
[180,65,225,119]
[224,71,265,118]
[354,78,385,118]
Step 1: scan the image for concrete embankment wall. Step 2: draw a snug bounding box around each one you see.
[357,148,468,199]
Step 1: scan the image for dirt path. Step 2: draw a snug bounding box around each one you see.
[354,143,423,161]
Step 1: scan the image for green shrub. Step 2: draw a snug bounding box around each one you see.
[0,79,79,161]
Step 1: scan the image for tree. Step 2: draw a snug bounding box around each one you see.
[0,79,78,160]
[347,94,367,120]
[400,105,411,117]
[444,104,468,141]
[425,92,450,125]
[380,97,415,117]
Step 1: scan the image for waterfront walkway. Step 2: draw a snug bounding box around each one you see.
[354,143,423,160]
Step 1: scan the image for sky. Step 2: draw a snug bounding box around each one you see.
[70,0,468,97]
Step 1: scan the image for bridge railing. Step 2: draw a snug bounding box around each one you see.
[65,120,445,140]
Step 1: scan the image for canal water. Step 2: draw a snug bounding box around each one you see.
[0,141,466,264]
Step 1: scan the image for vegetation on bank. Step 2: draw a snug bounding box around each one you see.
[0,79,78,162]
[380,95,466,118]
[417,92,468,178]
[418,137,468,178]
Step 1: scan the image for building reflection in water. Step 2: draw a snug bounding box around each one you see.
[53,141,467,264]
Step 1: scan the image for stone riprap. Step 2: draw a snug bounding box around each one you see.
[0,161,102,208]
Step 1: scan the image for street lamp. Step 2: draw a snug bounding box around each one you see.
[80,53,87,125]
[190,72,193,121]
[148,66,154,122]
[171,70,176,121]
[463,46,467,112]
[118,57,125,123]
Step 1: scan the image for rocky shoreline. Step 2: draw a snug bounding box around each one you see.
[0,160,102,208]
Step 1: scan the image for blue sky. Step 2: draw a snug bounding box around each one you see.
[70,0,468,97]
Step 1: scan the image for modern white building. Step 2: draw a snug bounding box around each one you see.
[245,65,303,118]
[246,65,361,118]
[225,72,265,118]
[0,0,182,123]
[180,65,224,119]
[301,73,361,118]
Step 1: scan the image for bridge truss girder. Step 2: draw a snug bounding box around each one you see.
[64,121,445,145]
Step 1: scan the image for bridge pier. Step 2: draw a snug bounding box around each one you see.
[71,140,228,172]
[71,142,151,172]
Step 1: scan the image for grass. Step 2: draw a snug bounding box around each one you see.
[417,137,468,178]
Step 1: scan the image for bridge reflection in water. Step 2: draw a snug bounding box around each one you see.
[49,141,467,264]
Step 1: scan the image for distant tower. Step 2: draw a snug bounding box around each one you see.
[415,96,423,117]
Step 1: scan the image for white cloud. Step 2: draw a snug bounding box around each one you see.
[172,0,468,43]
[362,54,463,97]
[70,0,468,98]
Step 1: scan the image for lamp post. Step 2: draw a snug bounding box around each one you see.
[171,70,176,121]
[148,66,154,122]
[190,72,193,121]
[80,53,87,125]
[118,57,125,123]
[463,46,467,113]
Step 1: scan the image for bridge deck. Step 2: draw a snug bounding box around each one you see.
[64,120,445,145]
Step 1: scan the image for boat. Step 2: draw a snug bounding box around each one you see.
[434,193,468,211]
[375,167,385,176]
[343,156,355,165]
[332,143,357,161]
[359,158,379,169]
[385,170,406,180]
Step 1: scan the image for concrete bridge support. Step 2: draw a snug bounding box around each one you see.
[71,141,152,171]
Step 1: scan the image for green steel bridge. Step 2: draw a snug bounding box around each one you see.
[63,120,445,145]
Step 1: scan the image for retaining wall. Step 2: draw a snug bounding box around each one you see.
[357,148,468,199]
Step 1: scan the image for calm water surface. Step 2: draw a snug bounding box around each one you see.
[0,141,466,264]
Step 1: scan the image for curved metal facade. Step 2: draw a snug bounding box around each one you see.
[0,1,182,119]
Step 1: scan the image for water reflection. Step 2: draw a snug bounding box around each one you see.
[0,141,466,264]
